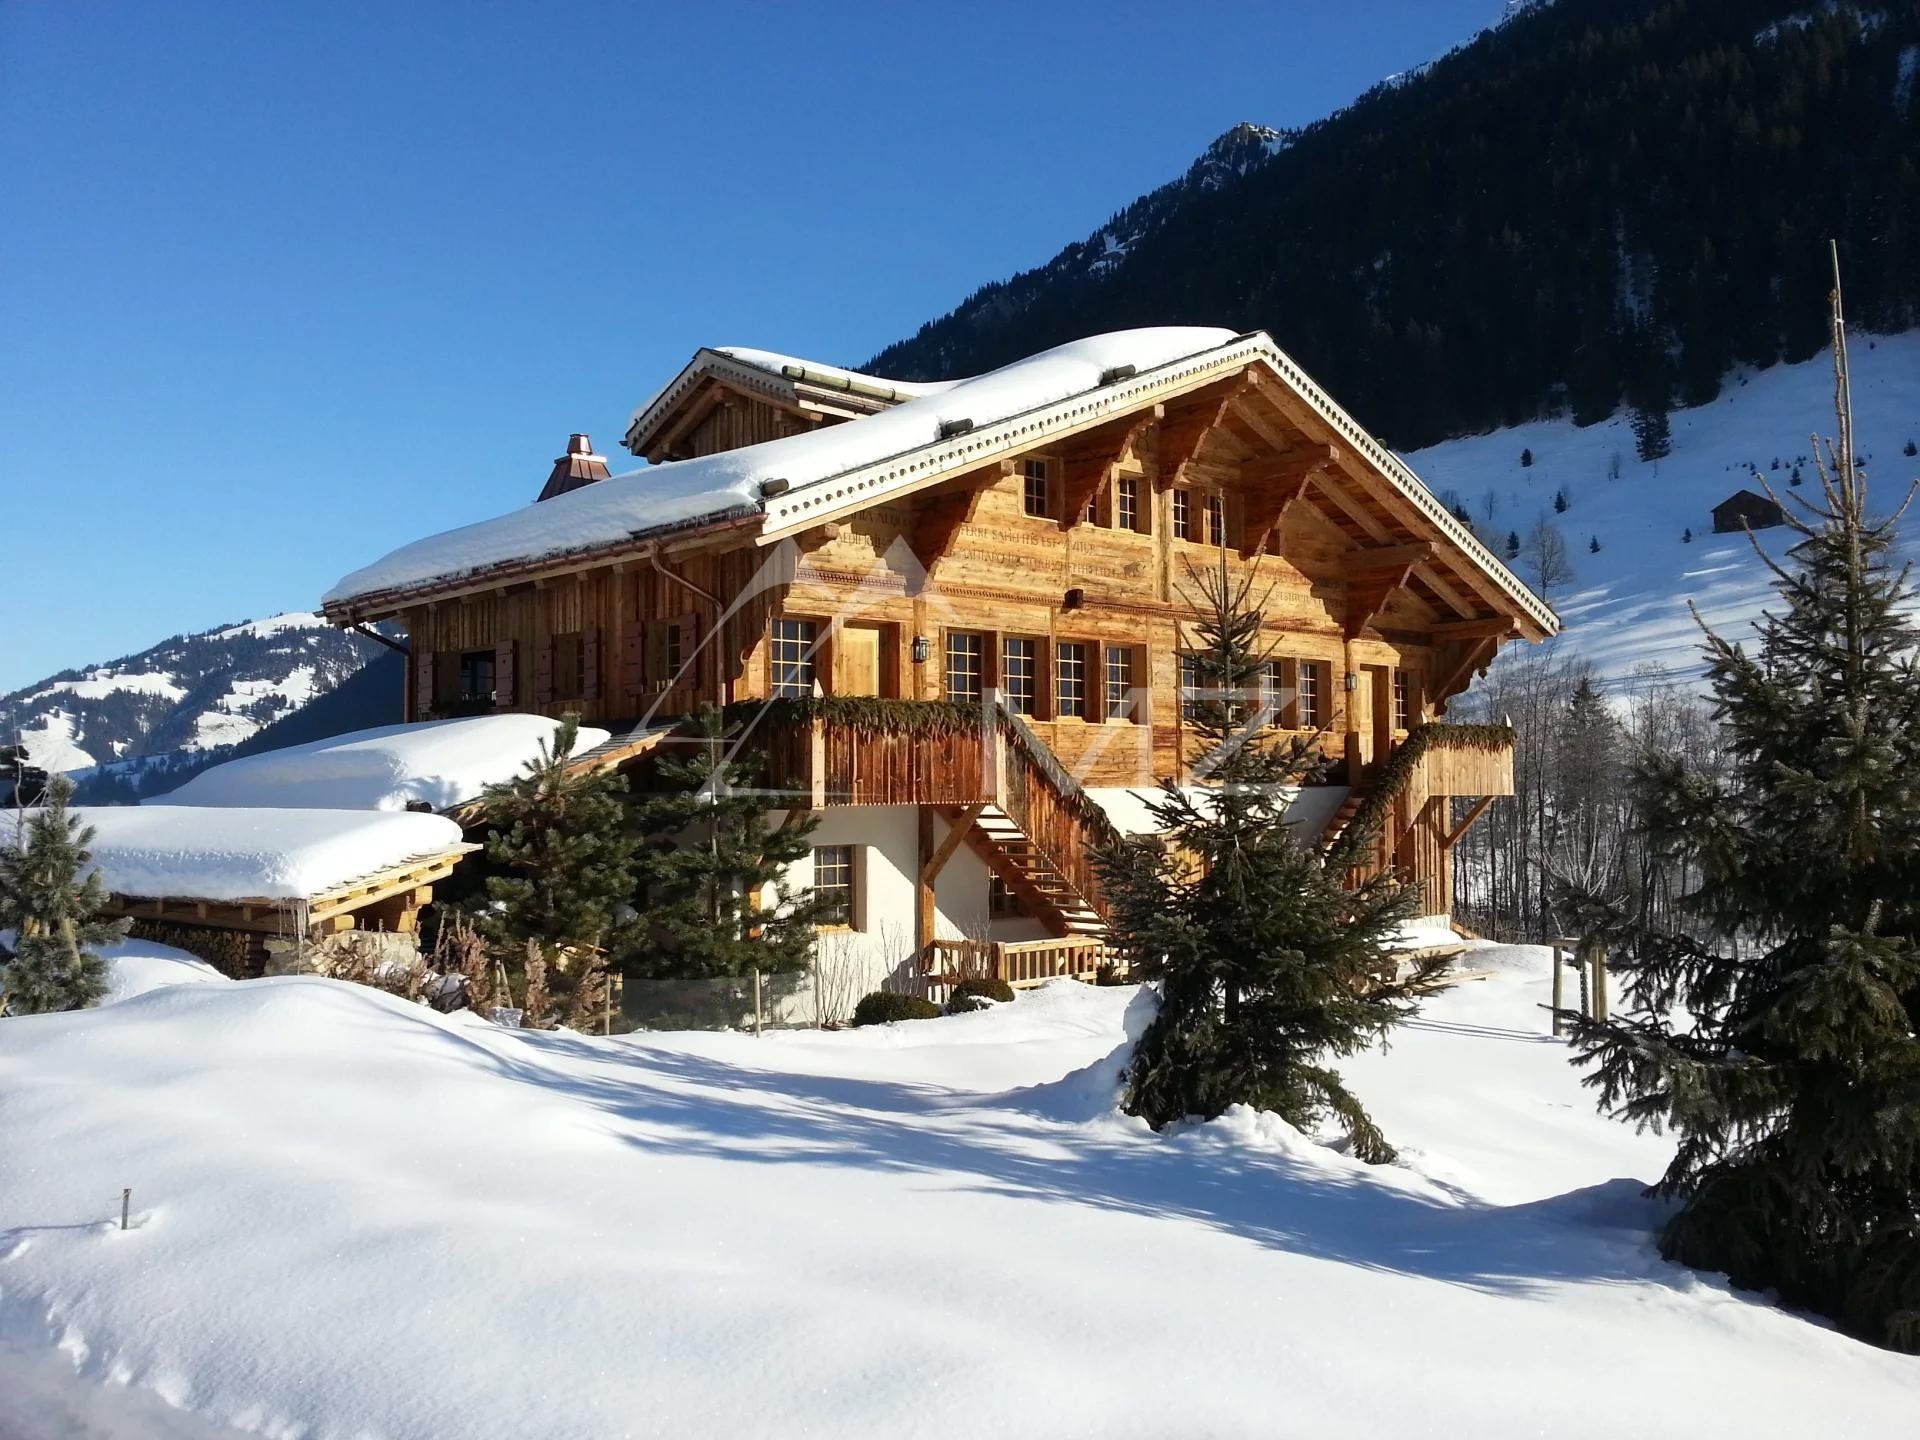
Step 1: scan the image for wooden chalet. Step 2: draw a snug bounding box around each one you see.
[1712,487,1787,534]
[323,329,1557,997]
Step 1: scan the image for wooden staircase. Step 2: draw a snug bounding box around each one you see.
[957,804,1107,937]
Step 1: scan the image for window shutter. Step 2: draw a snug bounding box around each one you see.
[620,625,647,697]
[582,627,601,701]
[535,639,556,706]
[674,611,700,690]
[494,640,516,708]
[412,649,437,720]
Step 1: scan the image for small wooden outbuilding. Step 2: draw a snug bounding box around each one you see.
[1712,488,1786,534]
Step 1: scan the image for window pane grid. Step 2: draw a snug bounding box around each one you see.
[1003,638,1037,715]
[1206,494,1227,547]
[1104,646,1134,721]
[1394,669,1412,730]
[1022,458,1050,518]
[813,845,854,926]
[1117,476,1140,532]
[1179,653,1200,721]
[1172,489,1193,541]
[1261,661,1285,727]
[945,632,982,703]
[1056,643,1088,718]
[1298,661,1323,729]
[771,619,817,698]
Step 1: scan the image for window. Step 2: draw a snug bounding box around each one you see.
[813,845,855,929]
[945,631,983,703]
[989,874,1024,917]
[1261,660,1286,727]
[665,621,684,683]
[1298,660,1325,729]
[1179,653,1200,721]
[1172,488,1194,542]
[1056,642,1088,718]
[771,618,817,698]
[1205,493,1227,547]
[1003,638,1037,715]
[1394,669,1414,730]
[1022,458,1050,518]
[458,650,496,705]
[1104,645,1135,721]
[1116,475,1142,533]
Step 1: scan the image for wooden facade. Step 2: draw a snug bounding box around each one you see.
[330,335,1556,980]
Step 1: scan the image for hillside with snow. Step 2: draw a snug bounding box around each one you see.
[1,947,1916,1437]
[0,614,387,799]
[1405,330,1920,692]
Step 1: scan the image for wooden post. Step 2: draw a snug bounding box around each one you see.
[752,967,763,1037]
[121,1187,131,1231]
[1593,944,1610,1022]
[1550,943,1565,1037]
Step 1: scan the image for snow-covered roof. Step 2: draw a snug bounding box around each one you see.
[324,328,1238,610]
[150,715,611,813]
[323,325,1558,638]
[621,346,956,457]
[77,806,470,902]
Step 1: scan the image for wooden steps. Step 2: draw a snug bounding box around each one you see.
[960,804,1107,937]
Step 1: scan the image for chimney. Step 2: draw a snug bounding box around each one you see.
[537,433,613,502]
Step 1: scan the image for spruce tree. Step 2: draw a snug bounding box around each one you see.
[1632,402,1672,462]
[1554,278,1920,1352]
[0,777,128,1014]
[1097,556,1431,1161]
[475,716,637,1024]
[624,704,835,984]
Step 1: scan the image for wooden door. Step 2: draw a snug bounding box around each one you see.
[1368,665,1393,769]
[836,625,882,696]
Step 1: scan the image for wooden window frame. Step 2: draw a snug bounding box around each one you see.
[1205,493,1228,548]
[812,843,860,932]
[944,630,984,704]
[1055,641,1089,720]
[1103,644,1138,723]
[1171,488,1195,543]
[1297,659,1327,730]
[988,873,1024,918]
[1178,652,1200,722]
[770,617,819,699]
[1022,458,1051,519]
[457,649,496,708]
[1116,473,1143,534]
[1394,668,1416,731]
[1002,636,1039,716]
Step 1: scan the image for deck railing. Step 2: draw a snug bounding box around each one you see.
[925,935,1111,989]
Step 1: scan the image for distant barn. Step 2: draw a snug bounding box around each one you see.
[1712,488,1786,535]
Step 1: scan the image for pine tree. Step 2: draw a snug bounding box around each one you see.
[1521,447,1534,467]
[1589,535,1602,553]
[1904,439,1916,458]
[625,704,835,984]
[1553,273,1920,1353]
[1632,403,1672,463]
[1682,527,1693,543]
[1553,487,1569,513]
[1096,556,1431,1161]
[474,716,637,1023]
[1505,529,1521,559]
[0,777,128,1014]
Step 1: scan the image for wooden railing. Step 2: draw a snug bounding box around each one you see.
[992,706,1125,924]
[925,936,1111,988]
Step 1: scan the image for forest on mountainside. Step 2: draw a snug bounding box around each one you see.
[870,0,1920,451]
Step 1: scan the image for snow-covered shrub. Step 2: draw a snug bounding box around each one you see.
[851,991,939,1026]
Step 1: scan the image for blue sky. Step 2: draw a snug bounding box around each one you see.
[1,1,1502,690]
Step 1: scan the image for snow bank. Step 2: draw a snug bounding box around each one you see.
[98,935,229,1003]
[4,958,1918,1438]
[325,327,1238,605]
[76,806,467,900]
[151,715,610,812]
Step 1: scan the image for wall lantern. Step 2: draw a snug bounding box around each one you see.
[911,635,930,664]
[1345,671,1360,691]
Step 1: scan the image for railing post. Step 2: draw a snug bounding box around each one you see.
[1550,943,1565,1037]
[808,717,827,809]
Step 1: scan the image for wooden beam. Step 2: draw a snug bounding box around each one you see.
[1058,406,1162,529]
[1431,636,1501,711]
[922,805,987,883]
[906,463,1001,581]
[1239,443,1339,559]
[1154,374,1256,490]
[1429,615,1521,641]
[1411,563,1479,620]
[1342,541,1433,638]
[1441,795,1498,850]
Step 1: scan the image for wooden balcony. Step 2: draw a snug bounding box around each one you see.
[924,936,1111,990]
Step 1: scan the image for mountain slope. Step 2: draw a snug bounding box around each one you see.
[1404,330,1920,687]
[0,614,388,797]
[870,0,1920,450]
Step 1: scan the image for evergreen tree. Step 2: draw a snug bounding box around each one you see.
[1505,529,1521,559]
[1682,527,1693,543]
[1521,447,1534,468]
[1904,439,1916,458]
[475,716,637,1024]
[1632,403,1673,463]
[1553,487,1569,513]
[625,704,835,983]
[1553,285,1920,1353]
[1589,535,1602,554]
[1096,556,1430,1161]
[0,777,127,1014]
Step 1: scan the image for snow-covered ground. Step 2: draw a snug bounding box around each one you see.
[1405,331,1920,689]
[2,947,1915,1438]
